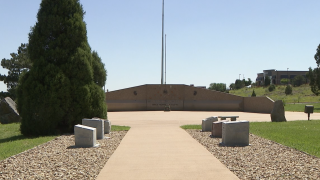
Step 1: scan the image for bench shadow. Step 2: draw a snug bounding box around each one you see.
[67,144,100,149]
[209,135,222,138]
[67,145,80,149]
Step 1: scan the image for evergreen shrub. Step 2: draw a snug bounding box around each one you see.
[268,84,276,92]
[285,85,293,95]
[17,0,107,136]
[251,90,256,97]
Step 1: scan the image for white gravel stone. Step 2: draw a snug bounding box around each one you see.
[0,131,127,179]
[186,129,320,180]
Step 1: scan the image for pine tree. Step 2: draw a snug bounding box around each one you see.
[285,85,293,95]
[17,0,107,135]
[92,51,107,87]
[0,43,32,99]
[251,90,256,97]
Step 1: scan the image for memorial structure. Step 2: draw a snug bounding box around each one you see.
[105,84,274,113]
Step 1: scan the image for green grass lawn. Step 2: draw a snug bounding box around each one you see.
[181,120,320,158]
[0,123,57,161]
[285,103,320,113]
[0,123,131,161]
[111,125,130,131]
[180,124,202,129]
[250,121,320,158]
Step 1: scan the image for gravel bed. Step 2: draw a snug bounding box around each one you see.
[186,130,320,179]
[0,131,127,179]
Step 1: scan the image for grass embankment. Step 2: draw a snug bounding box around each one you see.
[229,84,316,103]
[229,84,320,112]
[181,120,320,158]
[0,123,130,161]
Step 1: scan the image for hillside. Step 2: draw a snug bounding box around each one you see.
[229,84,317,103]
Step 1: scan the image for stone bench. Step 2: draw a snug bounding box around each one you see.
[104,119,111,134]
[211,120,229,138]
[82,119,104,139]
[92,117,111,134]
[220,120,249,146]
[74,124,99,147]
[218,116,239,121]
[201,116,218,132]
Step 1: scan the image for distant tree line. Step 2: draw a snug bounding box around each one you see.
[208,83,226,92]
[229,78,252,90]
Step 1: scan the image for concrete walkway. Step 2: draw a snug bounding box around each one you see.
[97,111,320,180]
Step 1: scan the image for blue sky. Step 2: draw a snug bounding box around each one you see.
[1,0,320,92]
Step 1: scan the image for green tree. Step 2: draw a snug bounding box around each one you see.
[0,43,32,99]
[264,76,271,86]
[208,83,226,92]
[285,85,293,95]
[268,84,276,92]
[251,90,256,97]
[292,75,305,87]
[92,51,107,87]
[315,44,320,65]
[16,0,107,136]
[235,79,245,89]
[229,83,235,90]
[308,67,320,95]
[280,78,289,85]
[244,78,252,86]
[308,44,320,96]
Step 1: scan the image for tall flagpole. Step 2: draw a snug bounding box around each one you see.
[165,34,167,85]
[161,0,164,84]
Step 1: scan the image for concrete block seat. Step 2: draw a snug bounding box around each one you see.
[92,118,111,134]
[218,116,239,121]
[104,120,111,134]
[220,120,249,146]
[211,120,229,138]
[201,116,218,132]
[74,125,99,148]
[82,119,104,139]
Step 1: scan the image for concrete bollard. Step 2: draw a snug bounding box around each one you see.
[211,120,229,138]
[221,120,249,146]
[74,125,98,147]
[202,116,218,132]
[104,120,111,134]
[82,119,104,139]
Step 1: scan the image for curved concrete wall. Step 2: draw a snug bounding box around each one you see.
[243,96,274,113]
[106,84,274,113]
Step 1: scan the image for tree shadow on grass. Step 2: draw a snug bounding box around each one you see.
[0,135,37,144]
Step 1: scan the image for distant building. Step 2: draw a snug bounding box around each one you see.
[256,69,308,85]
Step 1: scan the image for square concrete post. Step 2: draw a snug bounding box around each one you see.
[202,116,218,132]
[74,125,97,147]
[82,119,104,139]
[221,120,249,146]
[104,120,111,134]
[211,120,228,138]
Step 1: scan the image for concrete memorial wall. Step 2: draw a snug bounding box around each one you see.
[105,84,274,113]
